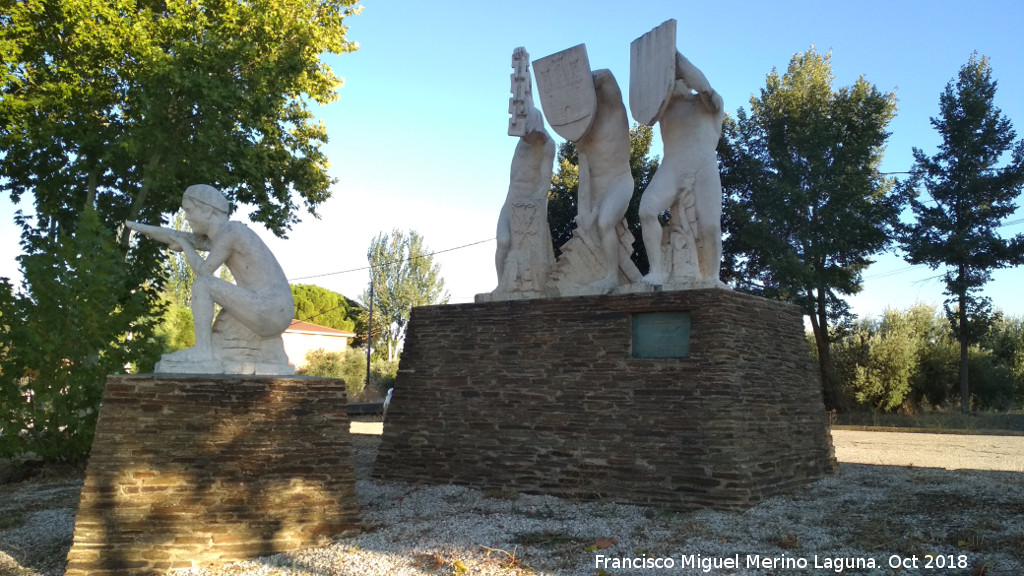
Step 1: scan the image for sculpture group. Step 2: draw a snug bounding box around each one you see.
[122,19,724,372]
[486,20,726,301]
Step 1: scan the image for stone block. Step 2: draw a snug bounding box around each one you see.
[65,375,360,575]
[375,288,836,511]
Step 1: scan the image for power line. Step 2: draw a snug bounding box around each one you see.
[288,237,496,329]
[863,215,1024,281]
[287,237,495,282]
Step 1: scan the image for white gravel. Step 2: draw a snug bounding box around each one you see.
[2,432,1024,575]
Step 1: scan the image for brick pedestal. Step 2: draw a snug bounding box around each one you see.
[65,375,360,575]
[374,288,837,511]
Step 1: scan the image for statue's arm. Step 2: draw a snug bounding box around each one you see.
[179,231,213,252]
[126,221,186,249]
[675,52,723,114]
[576,151,596,231]
[126,221,213,250]
[179,226,234,277]
[537,135,556,200]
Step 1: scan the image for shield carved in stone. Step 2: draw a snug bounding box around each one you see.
[629,19,677,126]
[532,44,596,142]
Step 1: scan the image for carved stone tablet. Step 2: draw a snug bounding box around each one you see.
[629,19,677,126]
[508,47,532,137]
[632,311,691,358]
[532,44,597,141]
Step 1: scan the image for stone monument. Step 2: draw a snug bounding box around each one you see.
[533,44,642,295]
[631,20,725,288]
[126,184,295,375]
[68,186,361,574]
[378,34,836,513]
[489,47,557,300]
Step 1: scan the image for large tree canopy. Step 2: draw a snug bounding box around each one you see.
[292,283,362,334]
[1,0,360,235]
[900,53,1024,412]
[719,48,901,409]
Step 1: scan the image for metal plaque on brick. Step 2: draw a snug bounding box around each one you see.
[532,44,596,141]
[632,311,691,358]
[629,19,677,126]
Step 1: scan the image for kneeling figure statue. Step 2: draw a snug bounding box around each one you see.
[127,184,295,375]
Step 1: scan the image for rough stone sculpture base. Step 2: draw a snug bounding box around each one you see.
[65,375,360,575]
[375,289,837,511]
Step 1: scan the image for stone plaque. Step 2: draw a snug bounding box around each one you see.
[632,311,691,358]
[532,44,596,141]
[629,19,677,126]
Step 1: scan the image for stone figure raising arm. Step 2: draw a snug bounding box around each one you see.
[574,69,636,292]
[638,50,725,286]
[493,47,557,298]
[127,184,295,375]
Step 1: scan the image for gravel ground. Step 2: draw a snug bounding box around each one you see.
[2,431,1024,576]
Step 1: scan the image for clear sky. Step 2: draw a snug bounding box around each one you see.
[2,0,1023,319]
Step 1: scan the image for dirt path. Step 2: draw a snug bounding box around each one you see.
[831,429,1024,472]
[355,423,1024,472]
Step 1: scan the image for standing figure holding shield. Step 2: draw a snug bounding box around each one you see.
[533,44,639,294]
[631,20,725,287]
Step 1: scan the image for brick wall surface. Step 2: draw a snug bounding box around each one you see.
[374,288,837,511]
[65,375,360,575]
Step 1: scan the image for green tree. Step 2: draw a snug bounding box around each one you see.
[291,283,361,333]
[982,314,1024,406]
[152,209,196,354]
[849,309,920,412]
[0,0,360,462]
[900,53,1024,413]
[547,124,660,269]
[719,48,901,409]
[0,209,163,463]
[1,0,359,235]
[362,229,449,362]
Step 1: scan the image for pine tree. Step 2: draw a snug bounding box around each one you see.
[901,53,1024,412]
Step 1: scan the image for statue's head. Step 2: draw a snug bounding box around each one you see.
[522,106,544,135]
[182,184,230,216]
[181,184,229,234]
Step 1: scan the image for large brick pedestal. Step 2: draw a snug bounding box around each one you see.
[65,375,360,575]
[374,288,836,511]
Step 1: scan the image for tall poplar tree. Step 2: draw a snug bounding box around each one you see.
[900,53,1024,412]
[362,230,449,362]
[719,48,902,408]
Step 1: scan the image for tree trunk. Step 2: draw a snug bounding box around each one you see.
[808,288,836,410]
[119,153,162,245]
[958,286,970,413]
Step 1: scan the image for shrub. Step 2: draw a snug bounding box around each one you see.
[850,309,919,411]
[298,349,367,399]
[368,358,399,399]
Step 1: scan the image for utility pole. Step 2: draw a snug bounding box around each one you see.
[365,270,374,390]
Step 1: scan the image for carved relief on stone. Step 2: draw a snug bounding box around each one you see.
[630,19,677,127]
[532,44,597,142]
[508,47,533,138]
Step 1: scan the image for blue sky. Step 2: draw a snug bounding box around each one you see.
[2,0,1024,318]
